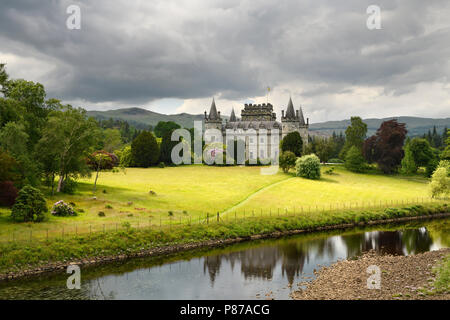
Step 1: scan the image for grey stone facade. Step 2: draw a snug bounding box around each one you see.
[204,98,309,161]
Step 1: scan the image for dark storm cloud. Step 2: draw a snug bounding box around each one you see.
[0,0,449,106]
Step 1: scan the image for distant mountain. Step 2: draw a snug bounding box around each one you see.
[87,107,206,129]
[87,108,449,137]
[309,116,450,137]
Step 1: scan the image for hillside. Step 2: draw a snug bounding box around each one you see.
[87,108,206,129]
[310,116,450,137]
[87,108,449,136]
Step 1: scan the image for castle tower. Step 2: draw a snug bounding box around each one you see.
[204,98,222,131]
[281,97,309,144]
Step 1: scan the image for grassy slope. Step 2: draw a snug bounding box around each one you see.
[0,165,440,241]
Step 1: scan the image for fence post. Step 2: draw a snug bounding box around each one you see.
[207,213,209,224]
[46,229,48,241]
[217,212,219,222]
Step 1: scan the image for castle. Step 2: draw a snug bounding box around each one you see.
[204,98,309,161]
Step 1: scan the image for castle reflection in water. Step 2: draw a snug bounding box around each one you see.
[203,228,434,285]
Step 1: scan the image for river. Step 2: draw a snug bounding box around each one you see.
[0,218,448,300]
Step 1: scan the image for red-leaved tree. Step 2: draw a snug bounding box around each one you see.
[363,120,407,174]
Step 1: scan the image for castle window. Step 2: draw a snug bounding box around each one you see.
[260,137,264,143]
[260,150,264,158]
[250,151,254,159]
[250,138,254,144]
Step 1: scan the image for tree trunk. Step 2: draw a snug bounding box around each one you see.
[93,165,100,192]
[51,172,55,196]
[57,174,64,193]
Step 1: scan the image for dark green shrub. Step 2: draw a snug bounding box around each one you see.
[11,185,48,222]
[105,204,113,209]
[61,178,77,194]
[295,154,321,179]
[279,151,297,173]
[281,131,303,157]
[98,211,105,217]
[158,162,165,168]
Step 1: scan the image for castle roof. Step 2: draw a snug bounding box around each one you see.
[229,108,236,122]
[299,107,306,125]
[285,97,296,119]
[207,98,220,120]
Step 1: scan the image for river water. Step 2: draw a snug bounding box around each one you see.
[0,218,448,300]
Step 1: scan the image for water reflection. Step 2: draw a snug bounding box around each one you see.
[0,219,448,300]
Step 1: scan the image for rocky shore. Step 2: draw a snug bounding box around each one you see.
[292,248,450,300]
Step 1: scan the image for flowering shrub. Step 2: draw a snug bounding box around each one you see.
[51,200,77,217]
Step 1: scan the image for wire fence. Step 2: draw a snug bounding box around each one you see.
[1,197,447,244]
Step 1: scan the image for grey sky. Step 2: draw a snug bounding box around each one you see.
[0,0,449,122]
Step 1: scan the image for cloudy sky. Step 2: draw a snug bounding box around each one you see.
[1,0,449,123]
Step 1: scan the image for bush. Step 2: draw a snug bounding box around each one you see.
[425,157,439,178]
[98,211,106,217]
[61,178,77,194]
[158,162,165,168]
[11,185,48,222]
[0,181,18,207]
[51,200,77,217]
[345,146,367,173]
[279,151,297,173]
[296,154,321,179]
[328,158,344,164]
[131,131,160,167]
[118,146,132,167]
[430,161,450,198]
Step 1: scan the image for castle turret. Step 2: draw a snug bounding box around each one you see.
[204,98,222,131]
[281,98,308,143]
[229,108,236,122]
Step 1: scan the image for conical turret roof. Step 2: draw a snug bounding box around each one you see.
[285,97,296,119]
[208,98,219,120]
[229,108,236,122]
[298,106,306,125]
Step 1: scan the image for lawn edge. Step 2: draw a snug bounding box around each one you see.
[1,211,449,282]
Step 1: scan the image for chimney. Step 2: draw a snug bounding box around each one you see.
[204,111,207,119]
[296,110,299,119]
[282,110,285,118]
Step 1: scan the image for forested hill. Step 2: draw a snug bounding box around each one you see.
[87,108,449,136]
[87,108,206,129]
[309,116,450,137]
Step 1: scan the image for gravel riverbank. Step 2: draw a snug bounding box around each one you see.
[292,248,450,300]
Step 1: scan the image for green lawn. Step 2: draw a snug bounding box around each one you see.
[0,165,442,241]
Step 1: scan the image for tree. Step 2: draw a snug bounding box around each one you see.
[88,151,115,191]
[131,131,160,167]
[38,107,100,192]
[281,131,303,157]
[400,140,417,174]
[159,129,181,165]
[296,154,321,179]
[314,138,335,163]
[340,117,367,158]
[345,146,367,173]
[10,185,48,222]
[442,129,450,160]
[430,161,450,198]
[365,120,407,174]
[101,128,123,153]
[279,151,297,173]
[154,121,181,138]
[409,138,434,167]
[118,145,132,167]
